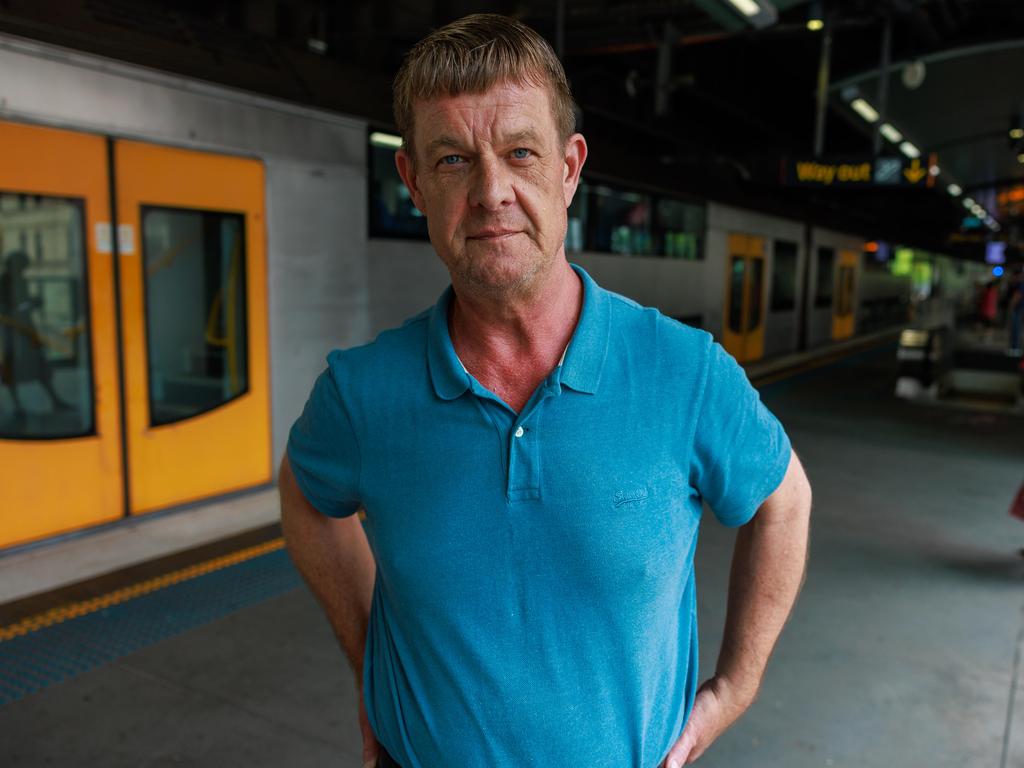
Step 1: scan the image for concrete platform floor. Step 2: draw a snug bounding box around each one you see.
[2,343,1023,767]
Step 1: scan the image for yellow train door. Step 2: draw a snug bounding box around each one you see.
[723,234,767,363]
[0,128,271,548]
[0,121,123,548]
[832,250,857,341]
[114,141,271,515]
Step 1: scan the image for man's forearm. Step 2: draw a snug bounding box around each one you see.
[279,456,376,680]
[714,453,812,705]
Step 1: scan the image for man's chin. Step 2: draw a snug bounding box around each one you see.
[463,256,547,297]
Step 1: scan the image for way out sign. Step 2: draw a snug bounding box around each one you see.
[783,155,936,188]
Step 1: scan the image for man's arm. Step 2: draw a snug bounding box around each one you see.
[665,449,812,766]
[279,455,380,765]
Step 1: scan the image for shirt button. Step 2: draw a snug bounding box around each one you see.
[514,426,525,438]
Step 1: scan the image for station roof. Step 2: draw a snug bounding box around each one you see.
[1,0,1021,263]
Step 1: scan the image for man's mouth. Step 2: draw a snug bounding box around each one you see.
[467,229,520,240]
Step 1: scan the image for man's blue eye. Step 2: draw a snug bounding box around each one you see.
[442,155,462,165]
[512,148,531,159]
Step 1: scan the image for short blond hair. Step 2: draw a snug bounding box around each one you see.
[393,14,576,158]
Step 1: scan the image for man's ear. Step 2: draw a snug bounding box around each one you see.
[395,148,427,214]
[562,133,588,208]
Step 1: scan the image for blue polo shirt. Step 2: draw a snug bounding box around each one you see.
[287,264,791,768]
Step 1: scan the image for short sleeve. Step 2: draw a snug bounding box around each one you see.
[690,341,791,527]
[286,360,362,518]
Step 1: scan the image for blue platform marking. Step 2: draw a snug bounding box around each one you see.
[0,548,302,707]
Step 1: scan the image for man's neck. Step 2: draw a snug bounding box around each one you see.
[448,260,582,404]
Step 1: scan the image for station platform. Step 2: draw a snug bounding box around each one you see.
[2,335,1023,767]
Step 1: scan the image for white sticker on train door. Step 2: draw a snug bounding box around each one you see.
[96,222,112,254]
[118,224,136,255]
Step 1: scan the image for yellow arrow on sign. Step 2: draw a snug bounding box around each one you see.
[903,158,927,184]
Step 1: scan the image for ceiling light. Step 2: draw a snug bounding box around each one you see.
[899,141,920,158]
[851,98,879,123]
[370,131,403,149]
[807,19,824,31]
[1011,128,1024,140]
[727,0,761,16]
[947,184,962,196]
[963,197,975,208]
[1018,153,1024,163]
[879,123,902,143]
[929,164,940,177]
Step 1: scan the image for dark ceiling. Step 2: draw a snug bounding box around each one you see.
[1,0,1022,262]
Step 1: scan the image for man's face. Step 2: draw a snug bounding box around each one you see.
[395,80,586,298]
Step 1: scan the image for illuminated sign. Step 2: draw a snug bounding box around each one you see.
[985,241,1006,264]
[784,155,937,187]
[789,159,871,186]
[996,186,1024,217]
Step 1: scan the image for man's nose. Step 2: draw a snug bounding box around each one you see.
[468,156,515,210]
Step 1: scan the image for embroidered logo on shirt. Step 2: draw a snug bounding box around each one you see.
[613,487,649,507]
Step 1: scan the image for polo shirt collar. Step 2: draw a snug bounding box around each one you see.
[559,264,609,394]
[427,263,610,400]
[427,286,471,400]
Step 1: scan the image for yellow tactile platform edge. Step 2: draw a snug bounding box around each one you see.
[0,538,285,642]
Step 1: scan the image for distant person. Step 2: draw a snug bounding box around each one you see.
[1008,269,1023,355]
[280,14,811,768]
[977,279,999,340]
[0,250,72,417]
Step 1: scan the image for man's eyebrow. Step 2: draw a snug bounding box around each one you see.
[502,129,543,146]
[425,135,464,155]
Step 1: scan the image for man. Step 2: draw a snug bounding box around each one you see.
[281,14,811,768]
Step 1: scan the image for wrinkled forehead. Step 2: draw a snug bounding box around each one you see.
[410,78,560,149]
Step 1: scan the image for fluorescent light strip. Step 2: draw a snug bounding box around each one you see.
[851,98,879,123]
[370,131,403,149]
[879,123,902,143]
[727,0,761,16]
[899,141,920,158]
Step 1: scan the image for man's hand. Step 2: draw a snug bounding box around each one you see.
[661,677,751,766]
[358,683,380,768]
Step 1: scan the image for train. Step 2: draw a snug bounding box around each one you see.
[0,31,962,550]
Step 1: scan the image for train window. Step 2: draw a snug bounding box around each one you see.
[770,240,798,312]
[728,256,745,333]
[815,247,835,308]
[141,207,249,427]
[0,193,94,440]
[368,131,429,240]
[566,180,589,254]
[838,266,855,316]
[748,258,764,331]
[654,199,704,260]
[586,184,653,256]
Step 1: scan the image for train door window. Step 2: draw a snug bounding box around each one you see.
[141,207,249,426]
[747,257,764,332]
[728,256,745,333]
[770,240,798,312]
[0,192,93,439]
[815,246,835,308]
[838,265,854,315]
